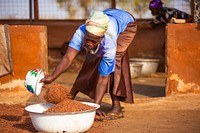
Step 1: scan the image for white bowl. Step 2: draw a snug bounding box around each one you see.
[129,58,160,75]
[129,63,143,78]
[25,102,100,133]
[24,68,44,95]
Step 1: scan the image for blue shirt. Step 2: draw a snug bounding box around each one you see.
[69,9,134,76]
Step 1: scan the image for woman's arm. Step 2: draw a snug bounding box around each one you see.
[41,47,78,83]
[95,74,109,104]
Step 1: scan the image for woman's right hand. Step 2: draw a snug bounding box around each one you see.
[40,75,54,84]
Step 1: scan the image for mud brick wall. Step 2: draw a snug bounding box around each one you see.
[166,23,200,95]
[0,25,48,84]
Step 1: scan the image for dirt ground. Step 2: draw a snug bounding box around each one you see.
[0,71,200,133]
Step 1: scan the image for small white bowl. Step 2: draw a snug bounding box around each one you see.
[25,102,100,133]
[129,63,143,78]
[24,68,44,95]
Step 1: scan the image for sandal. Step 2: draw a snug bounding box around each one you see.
[95,112,124,121]
[105,112,124,120]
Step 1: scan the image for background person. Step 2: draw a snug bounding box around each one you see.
[149,0,193,25]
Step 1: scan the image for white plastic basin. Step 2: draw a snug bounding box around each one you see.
[129,58,160,75]
[25,102,100,133]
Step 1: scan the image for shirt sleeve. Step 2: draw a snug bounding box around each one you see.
[68,25,85,51]
[98,47,116,76]
[98,32,117,76]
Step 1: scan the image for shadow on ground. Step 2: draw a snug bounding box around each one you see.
[133,84,166,97]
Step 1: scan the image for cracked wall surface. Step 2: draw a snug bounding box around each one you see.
[166,24,200,95]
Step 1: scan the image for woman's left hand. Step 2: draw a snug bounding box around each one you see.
[95,109,107,121]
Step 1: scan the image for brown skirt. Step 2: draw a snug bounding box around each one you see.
[71,21,137,103]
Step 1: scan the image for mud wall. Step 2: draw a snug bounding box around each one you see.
[0,25,48,85]
[47,21,84,48]
[129,22,166,72]
[166,23,200,95]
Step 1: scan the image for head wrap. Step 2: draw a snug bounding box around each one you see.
[149,0,163,9]
[86,10,109,37]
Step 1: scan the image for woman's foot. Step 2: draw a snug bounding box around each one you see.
[110,106,123,114]
[106,112,124,120]
[95,107,124,121]
[106,106,124,120]
[106,94,124,120]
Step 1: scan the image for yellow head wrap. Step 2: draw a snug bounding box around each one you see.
[86,10,109,37]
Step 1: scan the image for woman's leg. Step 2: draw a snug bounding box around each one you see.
[106,21,137,119]
[110,93,122,114]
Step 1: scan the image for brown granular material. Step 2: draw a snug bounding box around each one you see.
[43,83,95,113]
[44,83,71,104]
[44,98,94,113]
